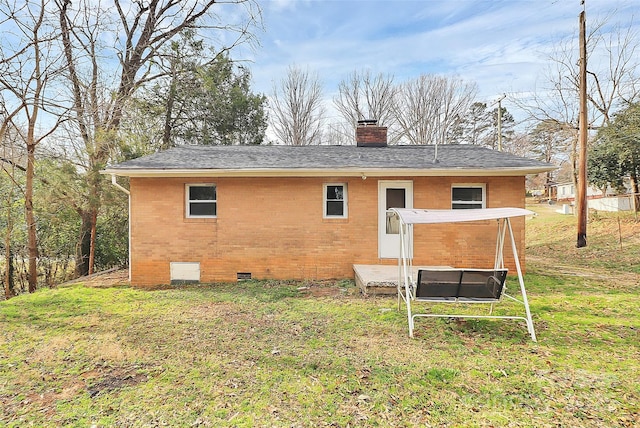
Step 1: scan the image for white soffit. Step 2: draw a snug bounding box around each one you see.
[102,167,552,178]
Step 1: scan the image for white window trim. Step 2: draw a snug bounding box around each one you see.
[186,183,217,218]
[323,183,348,218]
[451,183,486,209]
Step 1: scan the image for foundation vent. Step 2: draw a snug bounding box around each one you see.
[170,262,200,284]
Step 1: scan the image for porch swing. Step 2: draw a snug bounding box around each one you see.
[390,207,537,342]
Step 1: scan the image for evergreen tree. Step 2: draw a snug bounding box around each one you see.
[589,102,640,207]
[455,102,514,149]
[133,32,267,148]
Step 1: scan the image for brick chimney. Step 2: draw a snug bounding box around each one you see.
[356,119,387,147]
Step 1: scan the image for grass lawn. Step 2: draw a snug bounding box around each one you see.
[1,207,639,427]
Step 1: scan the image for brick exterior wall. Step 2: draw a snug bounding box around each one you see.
[129,175,526,286]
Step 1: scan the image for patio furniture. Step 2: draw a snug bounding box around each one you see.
[391,208,537,341]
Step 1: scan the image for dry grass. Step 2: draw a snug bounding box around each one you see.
[1,209,639,427]
[526,203,640,287]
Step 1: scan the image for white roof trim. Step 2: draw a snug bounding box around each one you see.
[391,207,534,224]
[101,167,552,178]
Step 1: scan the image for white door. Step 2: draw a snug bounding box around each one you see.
[378,181,413,258]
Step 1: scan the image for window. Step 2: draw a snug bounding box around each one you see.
[451,185,485,209]
[385,188,406,234]
[324,184,347,218]
[186,184,217,217]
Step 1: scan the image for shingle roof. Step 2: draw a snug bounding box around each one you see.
[103,144,553,177]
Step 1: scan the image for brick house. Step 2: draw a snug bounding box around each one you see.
[103,124,552,287]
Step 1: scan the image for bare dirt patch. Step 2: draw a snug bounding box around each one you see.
[85,365,149,398]
[527,255,640,288]
[63,268,130,288]
[1,364,150,422]
[296,280,358,298]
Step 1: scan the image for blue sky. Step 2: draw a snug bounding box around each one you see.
[238,0,640,125]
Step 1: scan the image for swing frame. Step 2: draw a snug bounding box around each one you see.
[391,207,537,342]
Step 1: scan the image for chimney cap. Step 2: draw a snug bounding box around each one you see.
[357,119,378,126]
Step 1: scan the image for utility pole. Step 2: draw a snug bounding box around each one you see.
[491,94,506,151]
[576,3,588,248]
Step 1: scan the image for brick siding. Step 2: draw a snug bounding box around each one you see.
[129,175,526,286]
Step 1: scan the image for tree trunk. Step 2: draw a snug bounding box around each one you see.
[631,174,639,212]
[4,217,14,300]
[25,143,38,293]
[161,61,177,150]
[85,167,103,277]
[4,249,14,300]
[4,181,15,299]
[75,210,92,277]
[89,209,97,275]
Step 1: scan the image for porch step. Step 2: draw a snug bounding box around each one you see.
[353,264,399,296]
[353,264,453,296]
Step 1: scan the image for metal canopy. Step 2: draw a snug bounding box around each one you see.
[391,207,534,225]
[392,207,537,341]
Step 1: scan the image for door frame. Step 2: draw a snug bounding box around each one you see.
[378,180,413,259]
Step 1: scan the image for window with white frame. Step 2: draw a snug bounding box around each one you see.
[324,184,347,218]
[451,184,485,209]
[186,184,217,217]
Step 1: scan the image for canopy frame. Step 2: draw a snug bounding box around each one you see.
[391,208,537,341]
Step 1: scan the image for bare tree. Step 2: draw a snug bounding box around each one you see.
[333,70,396,143]
[323,121,355,145]
[503,131,537,159]
[54,0,260,276]
[0,0,68,292]
[270,65,325,146]
[516,14,640,184]
[392,74,477,145]
[587,19,640,124]
[2,174,16,298]
[1,127,26,299]
[528,120,575,197]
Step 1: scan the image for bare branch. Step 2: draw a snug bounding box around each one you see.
[392,74,477,145]
[270,65,325,146]
[333,70,396,144]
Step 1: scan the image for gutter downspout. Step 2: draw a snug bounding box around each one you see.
[111,173,130,195]
[110,174,131,282]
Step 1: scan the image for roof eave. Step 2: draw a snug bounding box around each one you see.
[101,166,555,178]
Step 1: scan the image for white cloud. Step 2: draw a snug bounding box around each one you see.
[240,0,640,125]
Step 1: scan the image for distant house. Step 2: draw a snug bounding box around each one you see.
[553,181,635,212]
[555,182,603,201]
[103,123,553,286]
